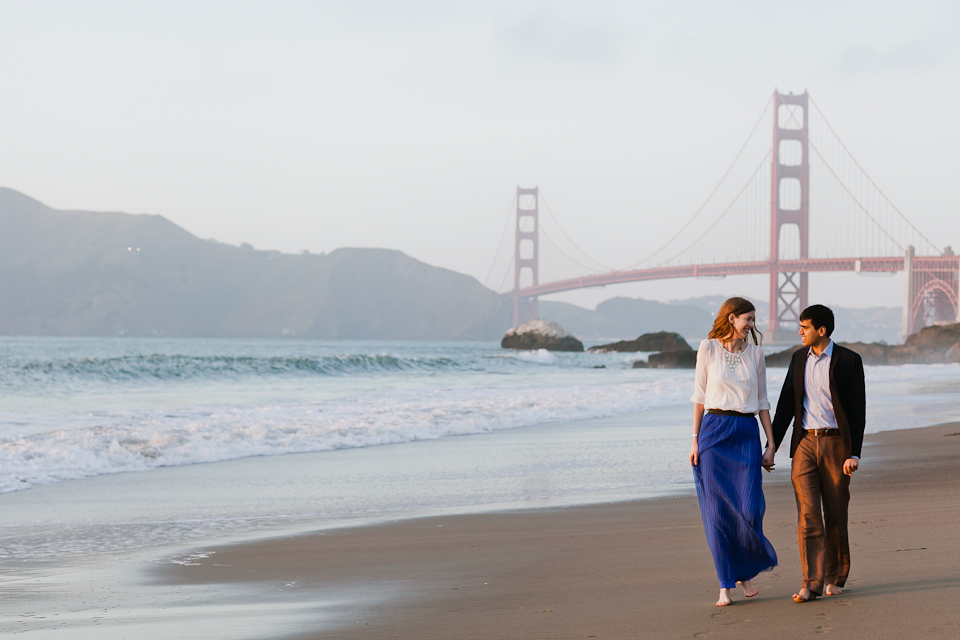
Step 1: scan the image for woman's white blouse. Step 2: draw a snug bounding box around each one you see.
[690,339,771,413]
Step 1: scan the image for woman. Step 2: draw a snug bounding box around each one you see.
[690,296,777,606]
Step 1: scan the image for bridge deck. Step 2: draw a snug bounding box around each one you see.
[509,256,958,299]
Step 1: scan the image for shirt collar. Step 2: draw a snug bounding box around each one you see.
[808,339,834,360]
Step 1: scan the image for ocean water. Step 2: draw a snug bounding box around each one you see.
[2,337,959,638]
[0,337,959,562]
[0,338,688,493]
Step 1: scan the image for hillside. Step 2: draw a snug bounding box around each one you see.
[677,295,903,345]
[539,298,713,343]
[0,188,511,339]
[0,188,908,343]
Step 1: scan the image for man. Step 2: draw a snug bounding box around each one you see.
[770,304,866,603]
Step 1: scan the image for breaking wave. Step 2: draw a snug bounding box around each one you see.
[0,354,480,392]
[0,375,692,493]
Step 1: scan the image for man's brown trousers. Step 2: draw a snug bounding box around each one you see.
[791,432,851,595]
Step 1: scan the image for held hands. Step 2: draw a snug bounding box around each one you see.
[761,447,776,472]
[843,458,859,476]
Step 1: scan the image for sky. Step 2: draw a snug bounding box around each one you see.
[1,0,958,310]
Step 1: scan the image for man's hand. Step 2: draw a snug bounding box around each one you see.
[843,458,859,476]
[761,448,776,472]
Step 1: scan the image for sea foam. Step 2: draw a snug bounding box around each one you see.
[2,337,958,495]
[0,375,692,493]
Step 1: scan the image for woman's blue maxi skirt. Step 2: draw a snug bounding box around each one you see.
[693,413,777,589]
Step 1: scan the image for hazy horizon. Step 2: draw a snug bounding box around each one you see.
[2,1,957,310]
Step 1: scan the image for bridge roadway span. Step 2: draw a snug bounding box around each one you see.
[509,256,951,299]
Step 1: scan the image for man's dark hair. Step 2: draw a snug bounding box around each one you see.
[800,304,835,337]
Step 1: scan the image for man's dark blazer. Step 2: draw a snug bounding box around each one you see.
[771,343,866,460]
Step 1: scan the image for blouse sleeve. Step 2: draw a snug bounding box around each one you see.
[690,339,709,404]
[756,348,771,411]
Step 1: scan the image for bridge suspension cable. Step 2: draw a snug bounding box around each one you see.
[483,191,518,289]
[539,223,610,275]
[794,120,905,254]
[787,101,906,251]
[777,99,938,258]
[621,94,774,271]
[653,149,772,268]
[538,192,615,273]
[808,96,942,255]
[490,96,779,287]
[497,254,514,293]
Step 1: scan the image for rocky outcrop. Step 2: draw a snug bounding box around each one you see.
[838,342,897,366]
[586,331,699,368]
[907,322,960,348]
[501,319,584,352]
[764,322,960,367]
[764,346,802,367]
[844,322,960,364]
[588,331,692,353]
[632,350,698,369]
[899,322,960,362]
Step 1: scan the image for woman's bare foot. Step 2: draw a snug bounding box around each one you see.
[792,587,817,603]
[738,580,759,597]
[716,588,732,606]
[825,584,842,596]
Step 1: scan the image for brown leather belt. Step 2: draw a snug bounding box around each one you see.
[805,428,840,437]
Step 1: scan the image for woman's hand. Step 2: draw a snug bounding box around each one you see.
[761,447,775,472]
[691,404,704,467]
[758,410,775,473]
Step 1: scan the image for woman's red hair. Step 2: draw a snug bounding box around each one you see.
[707,297,763,345]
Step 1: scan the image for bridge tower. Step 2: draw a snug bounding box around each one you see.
[902,246,960,340]
[513,186,540,327]
[768,91,810,342]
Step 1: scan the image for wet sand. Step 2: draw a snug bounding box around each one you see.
[158,422,960,639]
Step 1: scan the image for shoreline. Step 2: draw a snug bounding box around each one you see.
[0,406,700,567]
[154,421,960,639]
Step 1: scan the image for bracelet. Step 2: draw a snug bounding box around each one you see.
[692,434,698,438]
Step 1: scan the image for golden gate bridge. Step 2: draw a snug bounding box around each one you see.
[486,91,959,342]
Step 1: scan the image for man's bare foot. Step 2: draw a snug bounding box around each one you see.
[716,588,732,606]
[792,588,818,603]
[825,584,842,596]
[737,580,759,597]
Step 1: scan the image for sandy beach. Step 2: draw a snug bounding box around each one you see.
[154,421,960,639]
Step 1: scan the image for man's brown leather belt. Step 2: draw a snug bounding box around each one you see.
[805,428,840,437]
